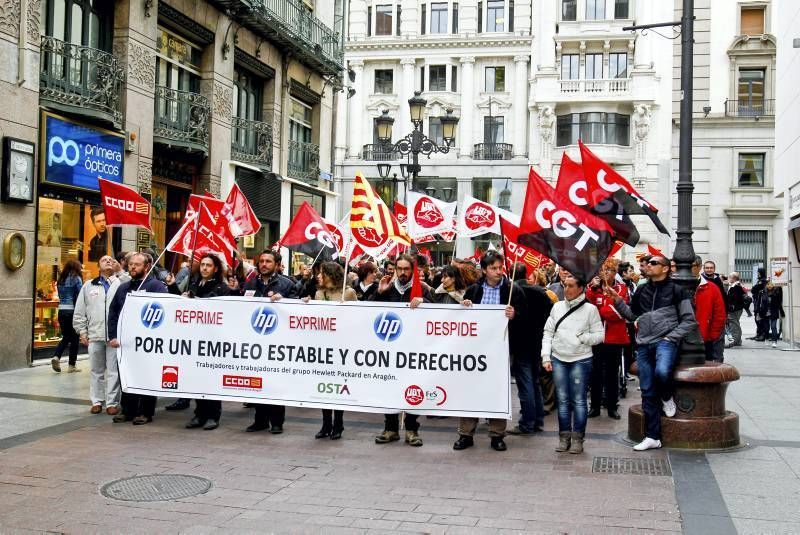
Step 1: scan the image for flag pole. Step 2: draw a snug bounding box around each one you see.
[136,247,168,291]
[340,243,351,302]
[188,201,203,272]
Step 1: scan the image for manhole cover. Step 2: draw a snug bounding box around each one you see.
[592,457,672,476]
[100,474,212,502]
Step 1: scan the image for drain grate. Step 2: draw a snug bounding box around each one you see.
[592,457,672,476]
[100,474,212,502]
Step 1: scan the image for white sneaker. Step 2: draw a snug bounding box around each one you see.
[633,437,662,451]
[662,397,677,417]
[771,342,777,348]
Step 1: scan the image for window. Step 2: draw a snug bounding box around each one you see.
[478,1,483,32]
[367,6,372,36]
[45,0,113,49]
[562,0,576,21]
[586,53,603,79]
[734,230,768,283]
[485,66,505,92]
[420,66,425,91]
[429,65,446,91]
[738,68,765,106]
[614,0,629,19]
[453,3,459,33]
[609,53,627,78]
[431,3,448,33]
[421,3,427,34]
[288,98,314,176]
[556,112,630,146]
[509,0,514,31]
[586,0,605,20]
[291,185,325,219]
[561,54,579,79]
[738,153,765,187]
[397,5,402,35]
[484,116,504,143]
[451,65,458,92]
[429,117,443,145]
[374,69,394,94]
[376,5,393,35]
[232,68,263,151]
[487,0,504,32]
[741,7,765,35]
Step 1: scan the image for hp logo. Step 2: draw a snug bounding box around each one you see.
[373,312,402,342]
[48,136,80,167]
[251,306,278,335]
[140,302,165,329]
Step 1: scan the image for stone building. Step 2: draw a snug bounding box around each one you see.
[0,0,343,369]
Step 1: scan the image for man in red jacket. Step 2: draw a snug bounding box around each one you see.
[696,274,727,362]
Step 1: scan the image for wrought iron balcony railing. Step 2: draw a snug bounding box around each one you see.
[39,36,124,128]
[473,142,513,160]
[558,78,630,95]
[288,140,320,183]
[153,86,211,155]
[231,116,273,169]
[724,99,774,118]
[362,143,399,161]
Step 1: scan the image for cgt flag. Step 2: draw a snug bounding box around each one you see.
[579,141,669,236]
[555,152,640,246]
[500,217,552,273]
[98,178,151,231]
[277,202,340,261]
[518,167,616,282]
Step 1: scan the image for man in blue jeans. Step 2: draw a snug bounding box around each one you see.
[607,254,697,451]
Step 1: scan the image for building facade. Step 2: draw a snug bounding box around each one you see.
[0,0,343,369]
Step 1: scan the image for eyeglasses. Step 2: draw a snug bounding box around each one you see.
[648,260,666,267]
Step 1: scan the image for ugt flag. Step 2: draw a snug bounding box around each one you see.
[98,179,151,231]
[277,202,340,261]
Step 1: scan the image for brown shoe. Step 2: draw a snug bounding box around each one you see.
[90,405,102,414]
[106,406,119,416]
[132,415,152,425]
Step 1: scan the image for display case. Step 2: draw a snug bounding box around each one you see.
[33,300,60,348]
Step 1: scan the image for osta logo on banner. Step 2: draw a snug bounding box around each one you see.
[373,311,402,342]
[317,382,351,395]
[141,302,165,329]
[162,366,179,389]
[404,385,447,406]
[222,375,262,390]
[251,306,278,335]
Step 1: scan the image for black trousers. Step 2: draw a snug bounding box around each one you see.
[253,404,285,427]
[591,343,622,411]
[321,409,343,431]
[194,399,221,422]
[55,309,79,365]
[121,392,156,418]
[384,413,419,433]
[623,323,637,375]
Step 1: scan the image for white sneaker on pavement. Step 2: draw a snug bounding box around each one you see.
[771,342,777,348]
[662,397,677,417]
[633,437,662,451]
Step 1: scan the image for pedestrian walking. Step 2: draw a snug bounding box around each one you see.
[726,272,746,347]
[765,281,785,347]
[72,255,120,414]
[51,259,84,373]
[107,252,168,425]
[454,251,525,452]
[542,275,604,454]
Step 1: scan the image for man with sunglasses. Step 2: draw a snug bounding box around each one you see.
[604,254,697,451]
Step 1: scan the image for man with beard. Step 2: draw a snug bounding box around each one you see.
[243,250,298,433]
[107,252,168,425]
[371,254,431,447]
[88,208,109,262]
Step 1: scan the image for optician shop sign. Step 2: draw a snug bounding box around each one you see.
[40,112,125,192]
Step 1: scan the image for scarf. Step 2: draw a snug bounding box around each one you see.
[394,277,413,295]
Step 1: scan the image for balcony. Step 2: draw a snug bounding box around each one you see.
[231,116,273,170]
[362,143,398,161]
[211,0,342,76]
[153,86,211,155]
[288,140,320,183]
[724,99,775,118]
[39,36,124,129]
[473,143,513,160]
[558,78,630,97]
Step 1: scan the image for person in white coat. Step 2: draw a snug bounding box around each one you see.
[73,255,121,415]
[542,275,605,454]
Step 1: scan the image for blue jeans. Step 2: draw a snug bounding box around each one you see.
[551,356,593,434]
[769,317,780,342]
[512,358,545,431]
[636,340,679,441]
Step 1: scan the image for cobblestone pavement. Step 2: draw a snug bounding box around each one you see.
[0,321,797,534]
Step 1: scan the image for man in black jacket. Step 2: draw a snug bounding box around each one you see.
[108,252,168,425]
[243,250,297,433]
[726,272,745,347]
[453,251,526,452]
[370,254,430,447]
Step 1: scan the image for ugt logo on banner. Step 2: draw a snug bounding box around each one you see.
[373,312,402,342]
[140,302,165,329]
[251,306,278,335]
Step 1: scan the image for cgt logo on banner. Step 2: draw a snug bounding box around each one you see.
[251,306,279,335]
[162,366,179,389]
[141,302,165,329]
[373,311,402,342]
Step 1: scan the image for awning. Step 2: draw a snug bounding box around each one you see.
[789,217,800,231]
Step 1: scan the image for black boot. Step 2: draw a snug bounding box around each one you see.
[315,426,332,439]
[166,398,190,411]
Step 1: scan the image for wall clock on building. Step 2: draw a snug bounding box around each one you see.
[3,232,25,270]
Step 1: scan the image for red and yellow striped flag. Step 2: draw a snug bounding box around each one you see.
[350,172,411,247]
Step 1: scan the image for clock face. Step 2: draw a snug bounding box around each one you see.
[4,233,25,270]
[7,151,33,201]
[10,236,23,264]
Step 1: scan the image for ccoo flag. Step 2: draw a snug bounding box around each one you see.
[98,178,152,231]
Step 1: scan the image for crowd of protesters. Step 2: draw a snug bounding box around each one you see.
[51,244,783,454]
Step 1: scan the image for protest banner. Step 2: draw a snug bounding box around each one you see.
[118,294,512,418]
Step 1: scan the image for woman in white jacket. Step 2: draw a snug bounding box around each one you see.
[541,275,605,454]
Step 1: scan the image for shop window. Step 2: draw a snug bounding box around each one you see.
[738,153,765,187]
[734,230,768,283]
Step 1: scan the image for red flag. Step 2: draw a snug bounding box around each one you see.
[500,217,552,273]
[647,244,665,258]
[610,241,624,257]
[165,212,199,258]
[221,183,261,237]
[277,202,340,260]
[186,194,225,222]
[98,179,152,231]
[194,203,235,266]
[393,201,408,226]
[410,256,423,300]
[350,173,411,248]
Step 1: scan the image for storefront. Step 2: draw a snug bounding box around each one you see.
[34,112,125,354]
[237,167,281,263]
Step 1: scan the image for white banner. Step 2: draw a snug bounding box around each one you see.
[118,294,512,418]
[457,195,520,238]
[406,191,458,239]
